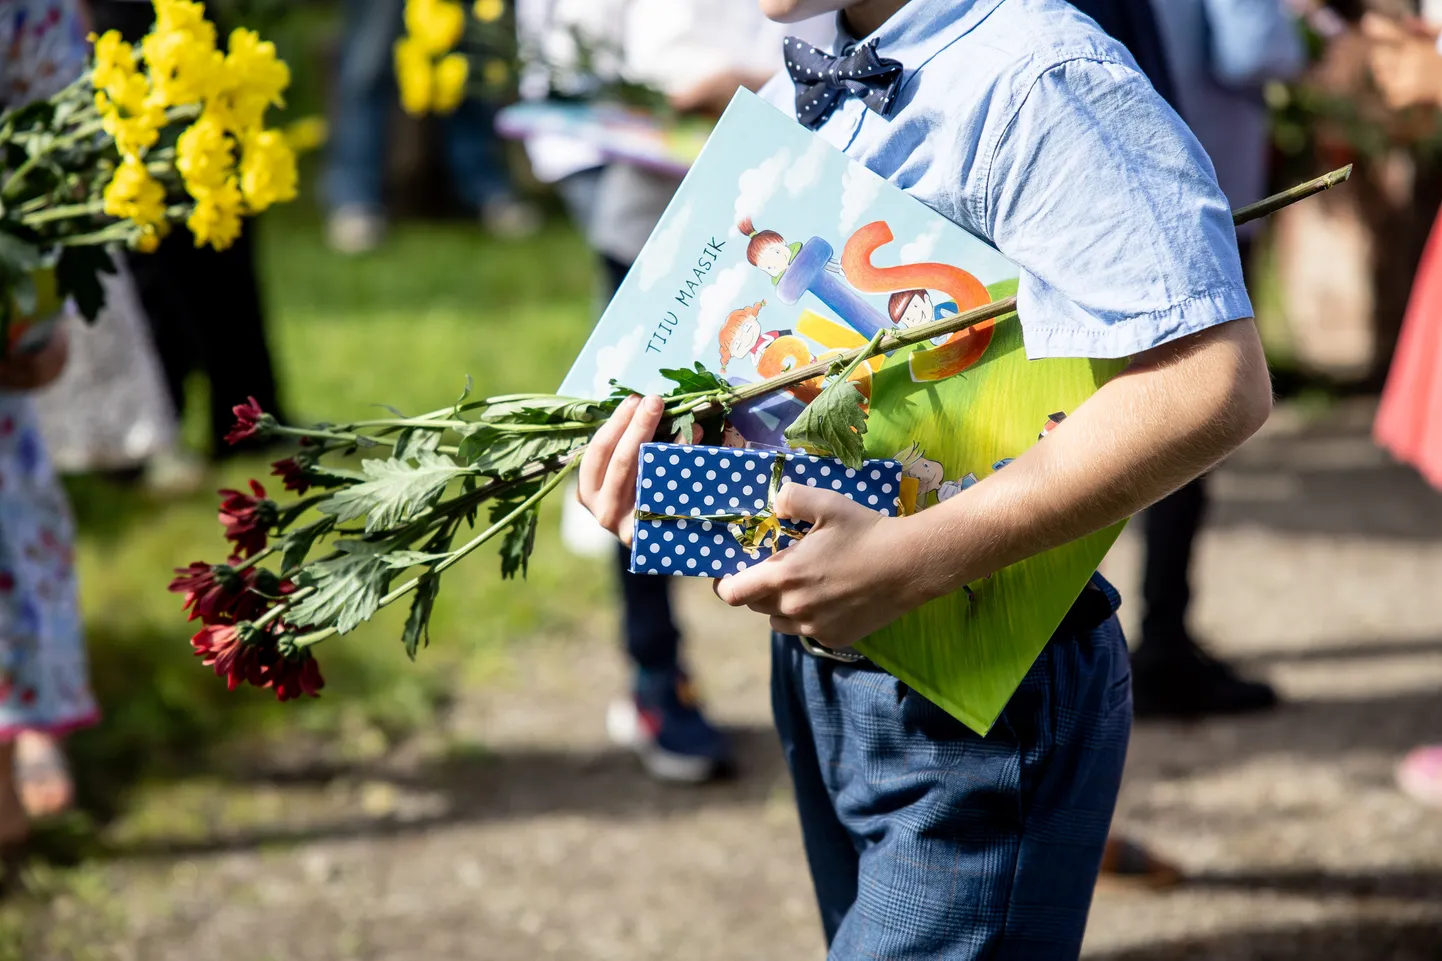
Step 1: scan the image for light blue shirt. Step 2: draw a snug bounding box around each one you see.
[759,0,1254,361]
[1149,0,1304,217]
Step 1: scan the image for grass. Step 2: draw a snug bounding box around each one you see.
[60,210,618,805]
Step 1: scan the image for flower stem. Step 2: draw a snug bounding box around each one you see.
[20,200,106,226]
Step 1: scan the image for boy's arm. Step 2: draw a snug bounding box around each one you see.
[710,317,1269,647]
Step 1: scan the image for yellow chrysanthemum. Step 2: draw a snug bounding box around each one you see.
[433,54,470,113]
[481,58,508,89]
[186,178,244,251]
[283,115,329,153]
[473,0,504,23]
[102,155,167,229]
[91,31,137,98]
[96,89,166,158]
[141,6,221,107]
[176,114,236,194]
[151,0,214,40]
[405,0,466,57]
[238,129,298,213]
[394,36,434,116]
[208,28,291,133]
[132,222,170,253]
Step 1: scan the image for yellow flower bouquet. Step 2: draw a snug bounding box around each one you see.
[0,0,298,352]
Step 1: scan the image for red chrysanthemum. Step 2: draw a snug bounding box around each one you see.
[270,457,313,494]
[266,651,325,702]
[170,560,291,624]
[224,397,269,447]
[191,623,273,691]
[218,480,278,558]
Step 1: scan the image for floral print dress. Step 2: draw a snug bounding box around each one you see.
[0,0,99,735]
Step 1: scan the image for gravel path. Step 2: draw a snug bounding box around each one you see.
[37,400,1442,960]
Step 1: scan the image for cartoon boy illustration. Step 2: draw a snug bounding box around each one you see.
[895,442,944,510]
[721,421,749,449]
[718,301,792,372]
[937,471,978,504]
[888,289,961,346]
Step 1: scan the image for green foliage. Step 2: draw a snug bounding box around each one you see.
[401,571,441,661]
[659,361,729,397]
[289,541,393,634]
[490,483,543,579]
[318,451,469,533]
[458,424,589,477]
[56,244,115,322]
[784,378,869,469]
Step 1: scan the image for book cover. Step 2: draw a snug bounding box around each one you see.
[560,90,1125,735]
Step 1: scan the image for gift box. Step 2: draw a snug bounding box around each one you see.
[629,443,904,577]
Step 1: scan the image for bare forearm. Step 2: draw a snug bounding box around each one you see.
[903,318,1273,600]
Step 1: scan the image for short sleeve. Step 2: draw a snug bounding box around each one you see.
[984,57,1254,360]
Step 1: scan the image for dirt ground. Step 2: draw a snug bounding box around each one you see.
[32,399,1442,960]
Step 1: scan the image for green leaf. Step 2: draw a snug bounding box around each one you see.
[783,379,869,469]
[401,572,441,661]
[496,506,538,579]
[458,425,589,478]
[393,427,442,462]
[0,233,41,277]
[317,451,468,533]
[280,516,335,574]
[55,245,115,322]
[659,361,729,397]
[457,375,473,405]
[668,411,696,444]
[478,396,607,425]
[380,550,453,570]
[289,542,393,635]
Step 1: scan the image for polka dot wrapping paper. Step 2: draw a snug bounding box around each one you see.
[629,443,903,578]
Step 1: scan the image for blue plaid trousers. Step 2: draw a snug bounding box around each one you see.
[771,578,1132,960]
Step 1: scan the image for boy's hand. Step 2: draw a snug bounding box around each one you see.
[714,482,936,649]
[577,394,661,548]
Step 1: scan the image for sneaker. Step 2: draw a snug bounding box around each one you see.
[606,668,731,784]
[1132,635,1279,720]
[480,197,542,239]
[326,206,386,255]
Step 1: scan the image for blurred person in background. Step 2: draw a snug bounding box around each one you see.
[1134,0,1305,719]
[86,0,290,462]
[1363,8,1442,810]
[0,0,101,852]
[324,0,539,254]
[538,0,833,784]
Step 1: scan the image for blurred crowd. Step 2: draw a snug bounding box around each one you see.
[3,0,1442,902]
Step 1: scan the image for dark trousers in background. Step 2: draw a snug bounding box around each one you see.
[601,254,682,674]
[124,228,285,455]
[89,0,285,455]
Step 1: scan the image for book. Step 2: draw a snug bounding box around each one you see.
[495,101,712,179]
[559,89,1125,735]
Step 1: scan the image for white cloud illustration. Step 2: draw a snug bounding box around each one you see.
[898,220,944,265]
[733,147,792,231]
[592,324,646,398]
[692,262,752,358]
[634,201,693,292]
[784,137,829,198]
[839,161,883,235]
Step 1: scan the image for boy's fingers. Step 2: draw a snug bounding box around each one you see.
[713,561,784,608]
[602,395,665,493]
[775,481,846,525]
[579,395,641,500]
[769,616,807,638]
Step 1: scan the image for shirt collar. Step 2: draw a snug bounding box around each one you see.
[820,0,1007,146]
[834,0,1006,79]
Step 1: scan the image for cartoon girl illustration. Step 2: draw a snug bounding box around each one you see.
[888,289,961,346]
[719,300,793,372]
[1039,411,1067,440]
[738,217,843,286]
[721,421,749,449]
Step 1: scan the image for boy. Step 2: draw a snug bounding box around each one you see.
[578,0,1272,956]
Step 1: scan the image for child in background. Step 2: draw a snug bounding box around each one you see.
[0,0,99,851]
[579,0,1274,955]
[1364,10,1442,810]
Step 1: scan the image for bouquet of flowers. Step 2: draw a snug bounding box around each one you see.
[168,167,1354,703]
[0,0,297,350]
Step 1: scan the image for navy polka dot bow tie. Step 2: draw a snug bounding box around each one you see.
[784,35,904,129]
